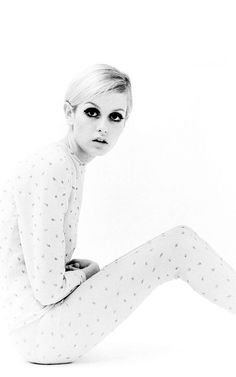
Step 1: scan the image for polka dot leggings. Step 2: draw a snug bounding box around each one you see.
[9,225,236,364]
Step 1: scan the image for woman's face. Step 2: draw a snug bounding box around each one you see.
[65,91,128,163]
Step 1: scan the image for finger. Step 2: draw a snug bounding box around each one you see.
[72,259,81,265]
[69,266,78,271]
[66,259,80,265]
[78,259,93,268]
[66,264,77,270]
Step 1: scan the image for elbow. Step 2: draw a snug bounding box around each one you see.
[36,297,54,306]
[34,289,59,306]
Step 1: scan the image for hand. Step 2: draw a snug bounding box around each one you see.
[65,259,100,279]
[82,262,100,279]
[65,260,80,271]
[65,258,90,271]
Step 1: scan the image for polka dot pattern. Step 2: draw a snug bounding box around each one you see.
[0,140,87,333]
[9,225,236,364]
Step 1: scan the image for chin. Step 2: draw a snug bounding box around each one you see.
[91,144,111,155]
[94,150,108,156]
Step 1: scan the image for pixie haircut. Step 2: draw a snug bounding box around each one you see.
[64,63,133,120]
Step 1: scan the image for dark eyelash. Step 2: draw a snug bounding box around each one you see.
[84,107,100,117]
[84,107,123,122]
[111,112,124,121]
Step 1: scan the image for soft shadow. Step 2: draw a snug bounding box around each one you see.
[74,342,174,364]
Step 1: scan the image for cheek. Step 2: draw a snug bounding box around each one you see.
[74,118,94,141]
[75,117,88,131]
[112,125,124,138]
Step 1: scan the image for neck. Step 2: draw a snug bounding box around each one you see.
[61,131,94,165]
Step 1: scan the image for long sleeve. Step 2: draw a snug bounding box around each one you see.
[12,154,86,306]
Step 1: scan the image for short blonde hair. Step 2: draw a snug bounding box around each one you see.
[64,63,133,120]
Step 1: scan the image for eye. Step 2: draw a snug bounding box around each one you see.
[109,112,124,122]
[84,107,100,118]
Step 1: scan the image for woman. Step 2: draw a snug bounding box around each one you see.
[0,63,236,364]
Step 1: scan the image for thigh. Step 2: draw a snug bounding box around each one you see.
[12,225,190,364]
[40,225,186,361]
[9,303,66,364]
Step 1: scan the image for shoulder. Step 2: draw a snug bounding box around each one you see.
[12,143,75,189]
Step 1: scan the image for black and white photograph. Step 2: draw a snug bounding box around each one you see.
[0,0,236,375]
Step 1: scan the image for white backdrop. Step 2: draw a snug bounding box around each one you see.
[1,0,236,374]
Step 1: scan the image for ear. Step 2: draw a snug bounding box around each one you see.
[64,101,75,126]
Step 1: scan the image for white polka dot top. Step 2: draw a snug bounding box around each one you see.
[0,139,87,333]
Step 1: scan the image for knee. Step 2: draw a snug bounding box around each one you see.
[157,224,201,251]
[166,224,199,241]
[176,224,196,236]
[163,225,200,262]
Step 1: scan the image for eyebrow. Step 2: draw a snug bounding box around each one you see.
[85,101,125,112]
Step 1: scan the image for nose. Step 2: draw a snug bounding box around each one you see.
[96,118,108,134]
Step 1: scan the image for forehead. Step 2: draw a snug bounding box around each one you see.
[85,92,127,111]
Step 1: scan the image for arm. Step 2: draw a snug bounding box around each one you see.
[13,155,86,306]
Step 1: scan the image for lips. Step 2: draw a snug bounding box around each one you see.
[92,138,108,144]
